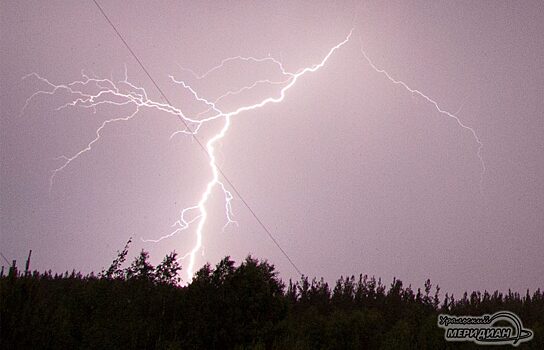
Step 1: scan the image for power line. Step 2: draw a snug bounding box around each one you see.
[0,252,11,265]
[91,0,302,276]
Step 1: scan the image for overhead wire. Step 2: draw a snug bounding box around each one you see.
[91,0,303,276]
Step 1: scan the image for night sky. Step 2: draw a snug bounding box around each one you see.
[2,1,543,295]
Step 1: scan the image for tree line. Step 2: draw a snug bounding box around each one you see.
[1,240,543,349]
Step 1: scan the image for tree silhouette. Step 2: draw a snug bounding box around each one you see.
[1,248,543,349]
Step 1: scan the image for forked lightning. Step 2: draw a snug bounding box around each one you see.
[22,28,484,281]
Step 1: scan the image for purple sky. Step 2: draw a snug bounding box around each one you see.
[1,1,543,295]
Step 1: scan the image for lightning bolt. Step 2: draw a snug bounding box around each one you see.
[359,46,485,191]
[21,28,485,282]
[21,30,353,280]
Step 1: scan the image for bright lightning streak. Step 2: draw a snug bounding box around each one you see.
[173,29,353,279]
[359,47,485,192]
[22,30,353,281]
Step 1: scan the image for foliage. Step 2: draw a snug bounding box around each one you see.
[1,249,543,349]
